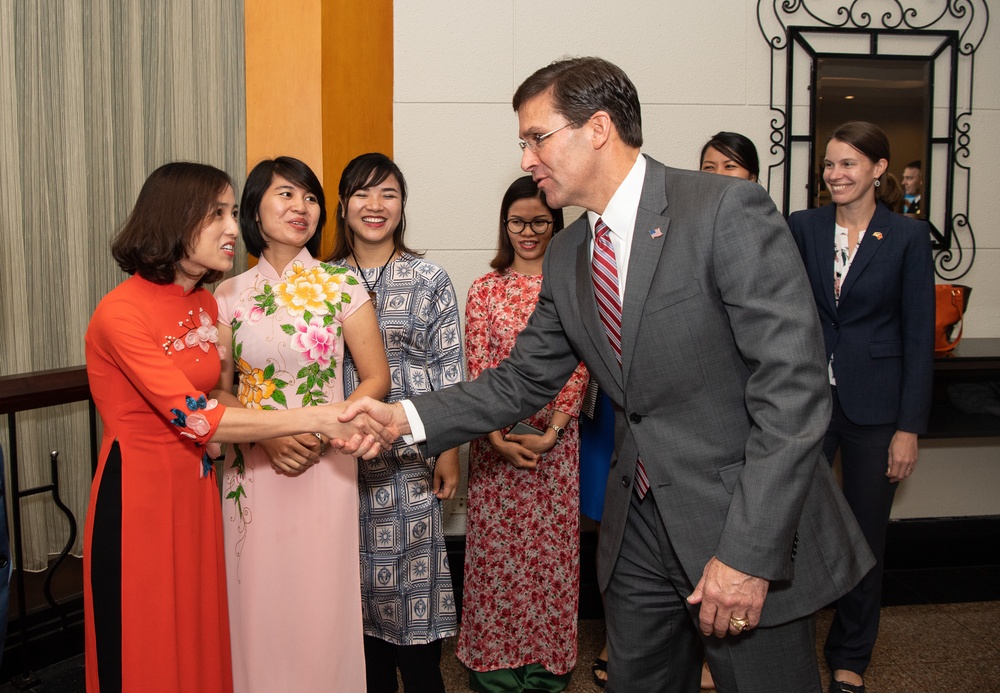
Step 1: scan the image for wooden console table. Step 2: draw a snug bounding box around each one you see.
[927,338,1000,439]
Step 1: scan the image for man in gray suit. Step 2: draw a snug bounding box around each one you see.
[342,57,874,692]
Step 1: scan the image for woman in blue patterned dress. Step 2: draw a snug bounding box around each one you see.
[327,153,463,693]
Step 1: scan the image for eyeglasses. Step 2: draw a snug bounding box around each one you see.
[518,121,577,152]
[505,217,554,234]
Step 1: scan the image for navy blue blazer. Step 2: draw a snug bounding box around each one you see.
[788,201,935,433]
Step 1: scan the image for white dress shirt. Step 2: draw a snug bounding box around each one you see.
[586,153,646,301]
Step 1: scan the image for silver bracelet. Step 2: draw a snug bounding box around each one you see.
[314,432,329,456]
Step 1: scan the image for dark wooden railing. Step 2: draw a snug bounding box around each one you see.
[0,366,97,686]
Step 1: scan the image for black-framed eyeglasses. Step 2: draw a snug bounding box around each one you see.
[505,217,554,234]
[518,121,578,152]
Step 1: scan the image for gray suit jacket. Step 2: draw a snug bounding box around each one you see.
[414,156,874,626]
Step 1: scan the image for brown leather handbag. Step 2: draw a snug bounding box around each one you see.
[935,284,972,353]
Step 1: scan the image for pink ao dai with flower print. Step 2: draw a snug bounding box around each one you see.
[213,248,368,693]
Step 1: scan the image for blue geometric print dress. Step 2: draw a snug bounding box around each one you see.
[337,254,464,645]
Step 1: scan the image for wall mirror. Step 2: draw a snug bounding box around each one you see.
[757,1,988,279]
[813,55,931,210]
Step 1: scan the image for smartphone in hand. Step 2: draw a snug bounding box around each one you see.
[506,421,545,438]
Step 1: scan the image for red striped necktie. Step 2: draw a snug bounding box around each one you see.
[592,218,650,498]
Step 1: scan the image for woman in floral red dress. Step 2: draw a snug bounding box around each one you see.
[458,176,589,692]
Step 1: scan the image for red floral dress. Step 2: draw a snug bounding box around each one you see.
[458,269,588,675]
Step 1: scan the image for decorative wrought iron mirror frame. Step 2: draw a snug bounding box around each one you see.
[757,1,989,279]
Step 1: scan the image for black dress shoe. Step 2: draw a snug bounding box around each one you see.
[830,680,865,693]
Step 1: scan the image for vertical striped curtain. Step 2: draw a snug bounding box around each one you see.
[0,0,247,570]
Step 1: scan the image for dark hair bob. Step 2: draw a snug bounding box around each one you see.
[111,161,235,287]
[240,156,326,258]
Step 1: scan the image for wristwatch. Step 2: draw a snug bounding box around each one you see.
[548,424,565,440]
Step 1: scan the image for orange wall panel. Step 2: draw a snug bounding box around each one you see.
[321,0,393,258]
[244,0,324,179]
[245,0,393,260]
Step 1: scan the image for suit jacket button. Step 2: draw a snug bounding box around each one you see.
[831,321,839,330]
[629,413,642,423]
[621,476,630,487]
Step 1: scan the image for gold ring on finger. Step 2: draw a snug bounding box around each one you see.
[729,615,750,632]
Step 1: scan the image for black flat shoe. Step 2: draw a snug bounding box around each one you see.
[830,680,865,693]
[591,656,608,689]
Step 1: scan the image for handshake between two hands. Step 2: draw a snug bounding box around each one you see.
[325,396,407,460]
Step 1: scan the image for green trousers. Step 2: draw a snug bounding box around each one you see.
[468,664,572,693]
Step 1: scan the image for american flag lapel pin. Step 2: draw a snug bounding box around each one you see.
[649,227,663,239]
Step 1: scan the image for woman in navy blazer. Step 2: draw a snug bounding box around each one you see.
[788,121,935,693]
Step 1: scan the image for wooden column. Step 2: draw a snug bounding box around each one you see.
[244,0,393,260]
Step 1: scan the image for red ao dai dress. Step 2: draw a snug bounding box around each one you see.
[84,275,232,693]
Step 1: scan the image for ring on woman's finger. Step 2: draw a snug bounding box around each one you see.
[729,615,750,632]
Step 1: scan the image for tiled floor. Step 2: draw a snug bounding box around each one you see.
[4,566,998,692]
[443,604,1000,692]
[4,602,998,692]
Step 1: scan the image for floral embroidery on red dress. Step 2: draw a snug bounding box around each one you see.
[169,394,222,478]
[162,307,225,358]
[156,307,225,478]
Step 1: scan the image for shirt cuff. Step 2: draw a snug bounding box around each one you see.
[399,399,426,444]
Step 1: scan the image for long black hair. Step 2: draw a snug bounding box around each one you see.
[326,152,422,262]
[700,132,760,181]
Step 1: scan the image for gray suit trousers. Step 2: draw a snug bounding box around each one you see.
[604,491,823,693]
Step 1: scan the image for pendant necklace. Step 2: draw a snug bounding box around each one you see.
[352,250,395,311]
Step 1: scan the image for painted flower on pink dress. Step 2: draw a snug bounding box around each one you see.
[274,261,343,317]
[247,305,265,325]
[290,316,337,368]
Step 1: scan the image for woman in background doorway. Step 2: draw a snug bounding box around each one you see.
[700,131,759,182]
[788,121,934,693]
